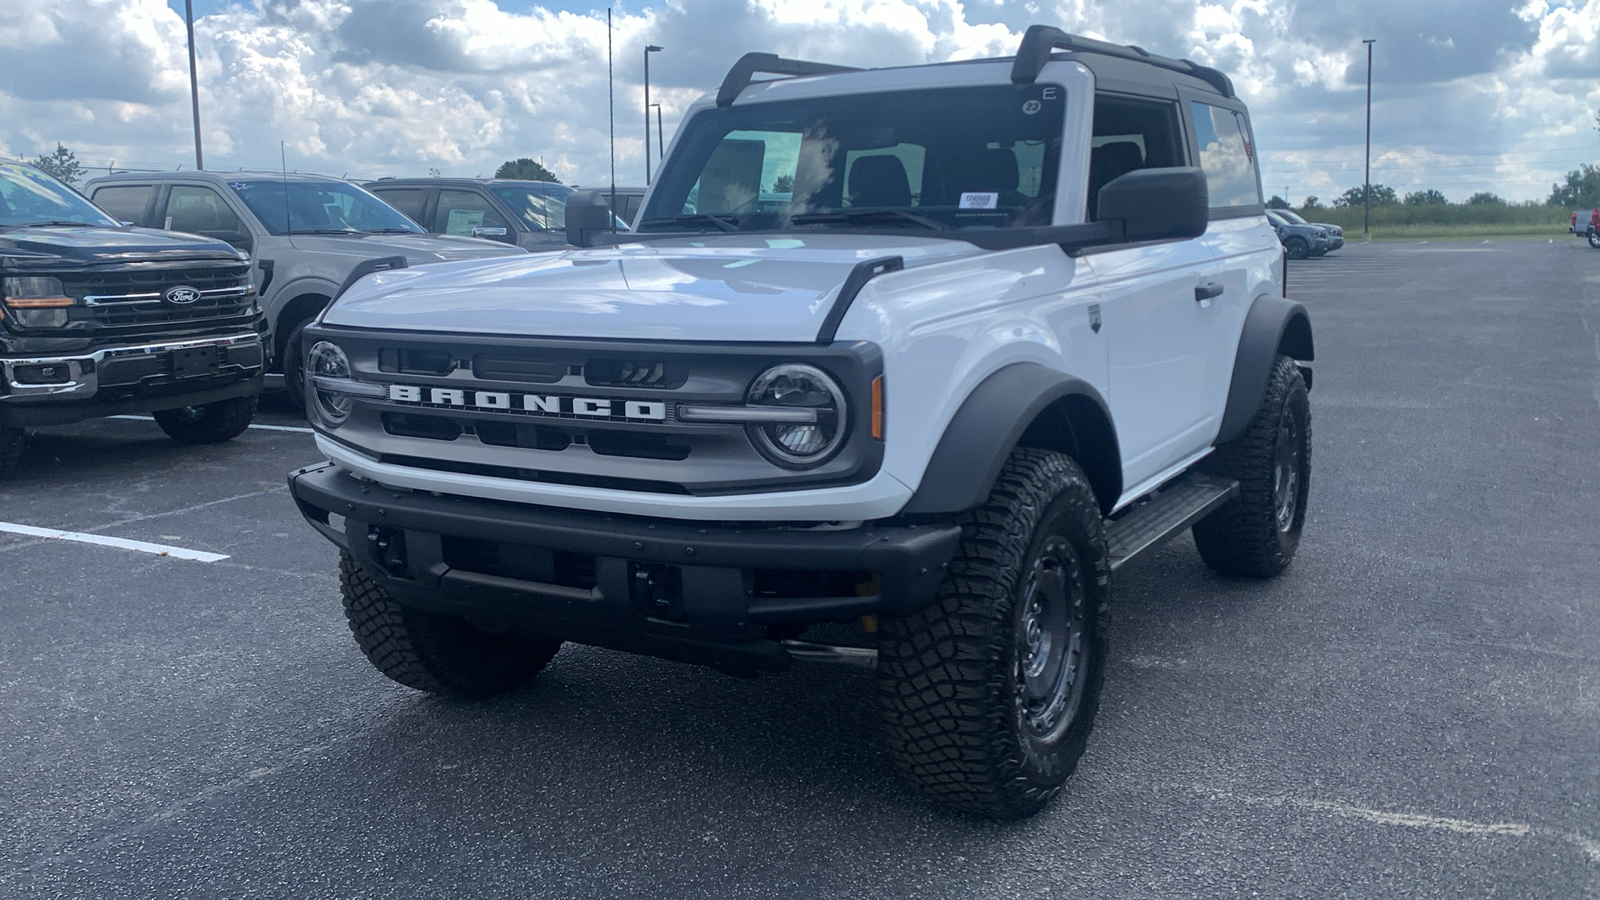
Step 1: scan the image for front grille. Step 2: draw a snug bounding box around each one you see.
[59,263,254,330]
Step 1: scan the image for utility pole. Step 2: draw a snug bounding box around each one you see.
[1363,38,1375,239]
[185,0,204,170]
[644,45,663,184]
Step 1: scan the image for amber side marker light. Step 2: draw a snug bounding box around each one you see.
[870,375,884,440]
[4,296,74,308]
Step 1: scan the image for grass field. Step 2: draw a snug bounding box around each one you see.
[1360,223,1577,242]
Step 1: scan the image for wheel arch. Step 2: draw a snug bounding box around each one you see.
[900,363,1123,517]
[273,291,333,366]
[1216,293,1314,446]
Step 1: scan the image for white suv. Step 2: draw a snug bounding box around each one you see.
[288,26,1313,819]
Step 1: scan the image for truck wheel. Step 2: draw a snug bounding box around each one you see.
[152,396,258,445]
[339,552,562,698]
[1284,236,1309,260]
[1193,354,1310,577]
[0,426,24,479]
[1588,230,1599,249]
[877,448,1109,819]
[282,321,310,415]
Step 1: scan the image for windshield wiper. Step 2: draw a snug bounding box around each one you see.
[638,213,740,233]
[8,220,98,228]
[361,228,421,234]
[791,209,946,231]
[285,228,363,235]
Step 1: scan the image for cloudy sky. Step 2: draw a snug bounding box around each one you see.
[1,0,1596,204]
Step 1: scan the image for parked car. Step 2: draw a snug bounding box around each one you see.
[365,178,580,252]
[1266,208,1333,259]
[289,26,1312,818]
[0,161,265,477]
[84,171,526,411]
[1572,208,1599,249]
[571,185,647,225]
[1274,208,1342,254]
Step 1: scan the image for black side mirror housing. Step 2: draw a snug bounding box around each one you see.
[1098,167,1209,244]
[564,190,615,248]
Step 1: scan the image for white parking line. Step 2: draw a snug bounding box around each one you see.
[108,414,315,434]
[0,521,228,562]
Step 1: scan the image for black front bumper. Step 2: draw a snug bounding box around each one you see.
[289,462,962,672]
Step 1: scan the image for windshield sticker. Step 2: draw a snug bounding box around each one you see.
[1022,100,1042,115]
[960,192,999,210]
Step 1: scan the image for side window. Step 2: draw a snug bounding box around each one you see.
[372,188,426,225]
[433,190,509,235]
[1088,96,1185,220]
[1190,102,1261,209]
[91,185,154,225]
[163,185,247,242]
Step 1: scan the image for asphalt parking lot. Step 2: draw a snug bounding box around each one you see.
[3,239,1598,899]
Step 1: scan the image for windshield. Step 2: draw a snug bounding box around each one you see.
[1277,209,1310,225]
[0,163,118,228]
[228,179,424,235]
[492,183,574,231]
[638,84,1064,234]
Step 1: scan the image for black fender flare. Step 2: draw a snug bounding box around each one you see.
[1216,294,1314,445]
[901,363,1121,516]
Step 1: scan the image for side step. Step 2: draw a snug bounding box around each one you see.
[1105,473,1238,571]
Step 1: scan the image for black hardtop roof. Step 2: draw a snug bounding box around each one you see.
[718,24,1236,107]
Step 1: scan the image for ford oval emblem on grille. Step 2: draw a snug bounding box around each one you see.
[164,285,201,305]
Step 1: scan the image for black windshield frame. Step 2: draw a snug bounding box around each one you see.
[638,83,1065,235]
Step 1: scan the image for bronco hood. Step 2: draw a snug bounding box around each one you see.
[321,234,979,342]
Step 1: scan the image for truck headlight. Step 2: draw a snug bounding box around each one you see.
[745,363,848,467]
[307,341,355,427]
[1,276,73,308]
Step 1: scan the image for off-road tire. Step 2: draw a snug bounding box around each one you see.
[1284,236,1310,260]
[0,426,24,479]
[877,448,1109,819]
[152,396,258,445]
[282,320,310,415]
[1193,354,1310,577]
[339,552,562,698]
[1588,229,1599,249]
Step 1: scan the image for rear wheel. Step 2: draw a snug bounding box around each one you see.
[1193,354,1310,577]
[1284,236,1309,260]
[340,552,562,698]
[877,448,1109,819]
[153,396,257,445]
[0,426,24,479]
[1588,229,1599,249]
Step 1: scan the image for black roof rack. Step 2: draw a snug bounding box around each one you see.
[717,52,860,106]
[1010,25,1235,98]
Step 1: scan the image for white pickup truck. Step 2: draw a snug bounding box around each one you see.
[288,25,1313,818]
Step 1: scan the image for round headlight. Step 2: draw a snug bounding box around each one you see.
[307,341,354,427]
[746,363,848,468]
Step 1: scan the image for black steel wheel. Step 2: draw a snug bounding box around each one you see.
[1194,354,1311,577]
[877,448,1109,819]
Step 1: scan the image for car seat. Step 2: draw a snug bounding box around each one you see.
[847,156,912,208]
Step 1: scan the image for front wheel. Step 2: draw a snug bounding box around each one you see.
[877,448,1109,819]
[340,553,562,698]
[1193,354,1311,577]
[0,426,24,479]
[1284,236,1310,260]
[281,320,310,416]
[153,396,258,445]
[1588,230,1599,249]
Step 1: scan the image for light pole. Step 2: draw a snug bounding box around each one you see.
[644,44,663,184]
[185,0,204,170]
[1362,38,1375,239]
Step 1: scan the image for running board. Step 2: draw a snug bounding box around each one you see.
[1105,473,1238,571]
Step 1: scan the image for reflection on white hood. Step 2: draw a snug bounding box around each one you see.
[322,234,980,342]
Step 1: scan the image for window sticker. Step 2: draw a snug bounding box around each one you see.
[445,208,485,235]
[959,191,999,210]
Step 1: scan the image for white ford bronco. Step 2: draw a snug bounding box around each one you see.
[289,26,1313,819]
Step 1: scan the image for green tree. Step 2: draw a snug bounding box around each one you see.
[772,173,794,193]
[1334,183,1398,208]
[1403,188,1448,206]
[1548,163,1600,208]
[30,143,86,186]
[1266,194,1291,209]
[1301,195,1323,210]
[1466,191,1504,205]
[494,158,560,183]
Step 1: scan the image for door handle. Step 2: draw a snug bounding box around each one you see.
[1195,281,1224,303]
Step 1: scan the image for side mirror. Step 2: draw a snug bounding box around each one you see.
[471,225,511,242]
[1097,167,1209,244]
[564,190,615,248]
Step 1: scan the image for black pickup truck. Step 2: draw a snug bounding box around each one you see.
[0,161,266,478]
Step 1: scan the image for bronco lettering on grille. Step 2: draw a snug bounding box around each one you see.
[387,384,667,421]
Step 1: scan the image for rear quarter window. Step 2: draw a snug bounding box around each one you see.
[1190,102,1261,209]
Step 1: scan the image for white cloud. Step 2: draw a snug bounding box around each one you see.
[0,0,1595,202]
